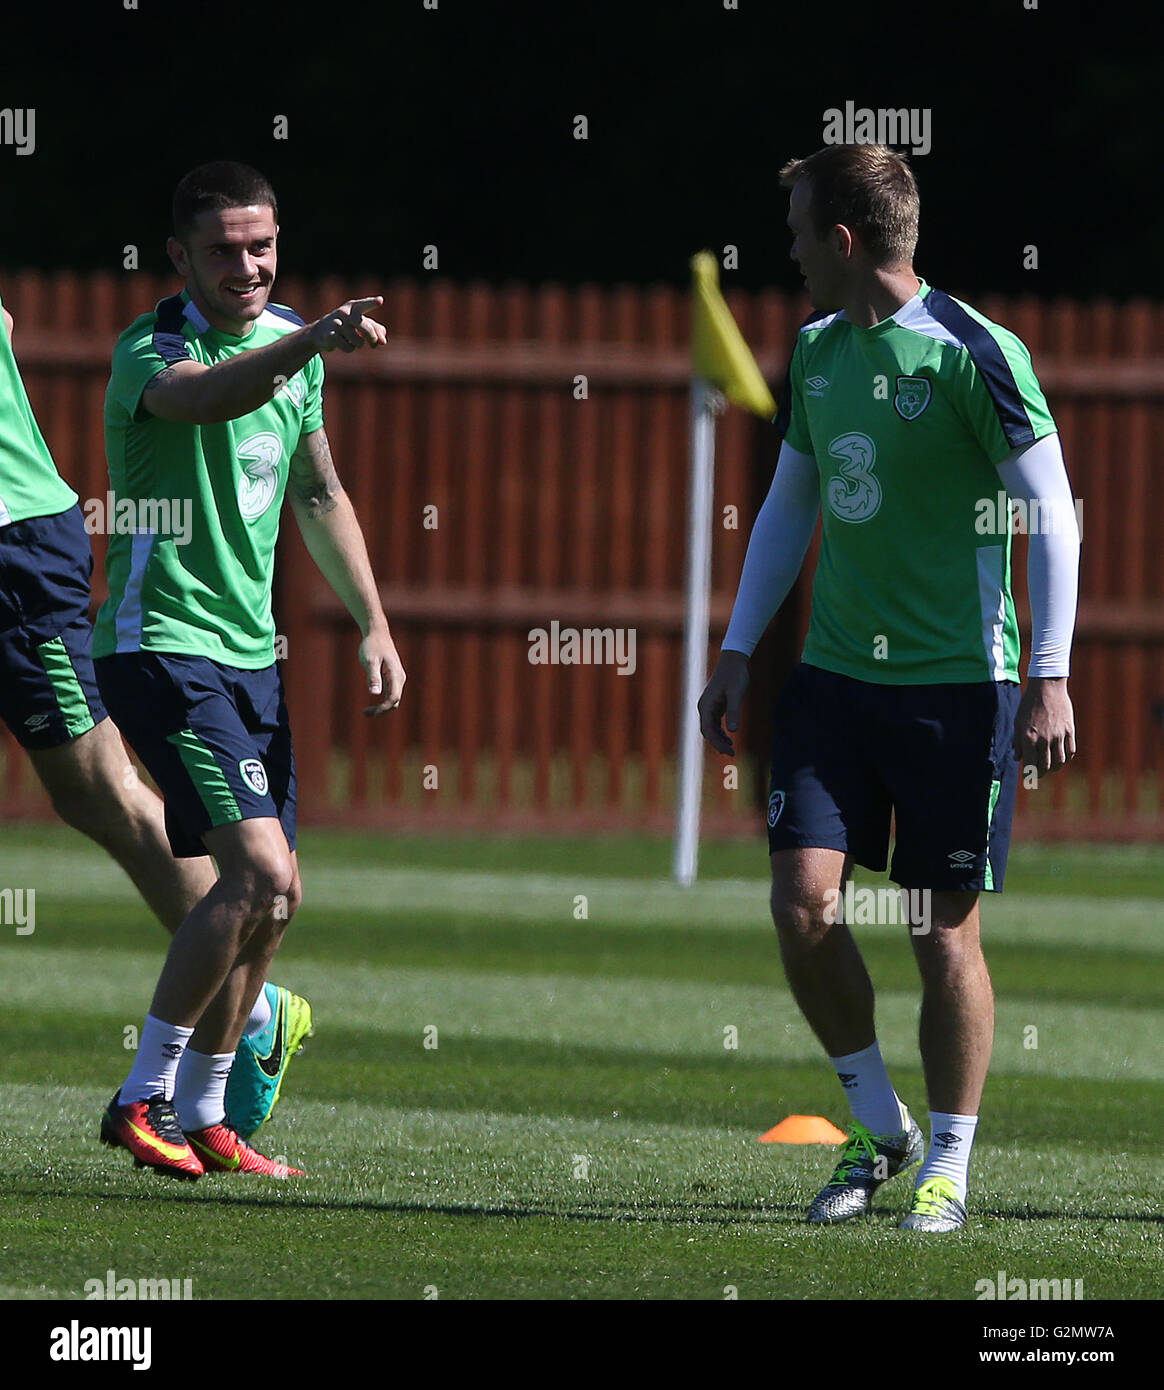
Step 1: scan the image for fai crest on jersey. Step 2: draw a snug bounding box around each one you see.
[894,375,932,421]
[239,758,268,797]
[767,790,785,828]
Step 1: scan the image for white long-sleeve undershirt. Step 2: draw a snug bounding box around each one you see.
[721,432,1080,678]
[721,442,819,658]
[994,431,1079,678]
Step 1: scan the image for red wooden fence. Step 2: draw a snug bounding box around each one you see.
[2,270,1163,841]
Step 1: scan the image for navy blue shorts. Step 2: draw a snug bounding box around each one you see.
[94,651,297,859]
[0,505,107,750]
[766,663,1022,892]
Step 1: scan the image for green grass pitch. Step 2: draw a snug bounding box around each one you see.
[0,824,1160,1301]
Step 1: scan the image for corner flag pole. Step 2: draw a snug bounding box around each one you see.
[673,374,718,887]
[673,253,777,887]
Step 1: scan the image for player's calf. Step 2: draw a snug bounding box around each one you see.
[29,719,216,931]
[770,852,878,1061]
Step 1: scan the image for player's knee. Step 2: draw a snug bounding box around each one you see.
[226,850,295,920]
[769,890,828,947]
[912,920,983,979]
[277,875,303,923]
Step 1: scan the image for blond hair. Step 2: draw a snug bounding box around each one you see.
[780,144,919,266]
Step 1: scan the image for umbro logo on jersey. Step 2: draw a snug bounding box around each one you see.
[805,375,829,396]
[948,850,976,865]
[239,758,269,797]
[932,1131,961,1150]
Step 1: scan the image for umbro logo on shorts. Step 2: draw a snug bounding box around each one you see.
[24,713,51,730]
[239,758,269,797]
[947,849,976,865]
[768,790,786,828]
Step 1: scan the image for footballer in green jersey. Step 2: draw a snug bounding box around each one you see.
[94,162,406,1179]
[93,288,325,669]
[700,144,1079,1233]
[0,285,295,1148]
[0,286,97,749]
[777,278,1057,686]
[0,294,79,529]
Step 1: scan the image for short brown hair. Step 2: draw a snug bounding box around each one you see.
[172,161,278,244]
[780,145,918,266]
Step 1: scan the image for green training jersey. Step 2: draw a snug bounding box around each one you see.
[777,279,1056,684]
[0,288,79,526]
[93,290,324,668]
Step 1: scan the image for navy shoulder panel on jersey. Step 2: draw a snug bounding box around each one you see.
[263,303,307,328]
[151,294,192,365]
[922,288,1035,449]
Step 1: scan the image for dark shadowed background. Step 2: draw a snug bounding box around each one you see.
[2,0,1158,300]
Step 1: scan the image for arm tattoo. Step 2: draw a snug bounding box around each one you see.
[290,429,341,519]
[142,365,179,396]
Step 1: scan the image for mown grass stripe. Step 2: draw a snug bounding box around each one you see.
[3,842,1164,955]
[2,946,1157,1081]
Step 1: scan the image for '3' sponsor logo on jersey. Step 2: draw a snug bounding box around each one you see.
[236,432,283,520]
[825,431,881,523]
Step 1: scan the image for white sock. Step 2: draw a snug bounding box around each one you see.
[245,986,272,1037]
[916,1112,979,1201]
[829,1040,907,1135]
[172,1050,235,1132]
[119,1015,195,1105]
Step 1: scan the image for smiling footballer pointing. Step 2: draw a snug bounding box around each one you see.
[95,161,405,1179]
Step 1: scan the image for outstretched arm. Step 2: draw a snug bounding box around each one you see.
[287,426,405,716]
[142,297,387,425]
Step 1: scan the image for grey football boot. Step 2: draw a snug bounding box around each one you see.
[899,1177,968,1232]
[807,1113,924,1223]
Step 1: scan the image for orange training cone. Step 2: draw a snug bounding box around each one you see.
[758,1115,848,1145]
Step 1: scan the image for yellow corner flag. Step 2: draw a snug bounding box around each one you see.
[690,251,776,418]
